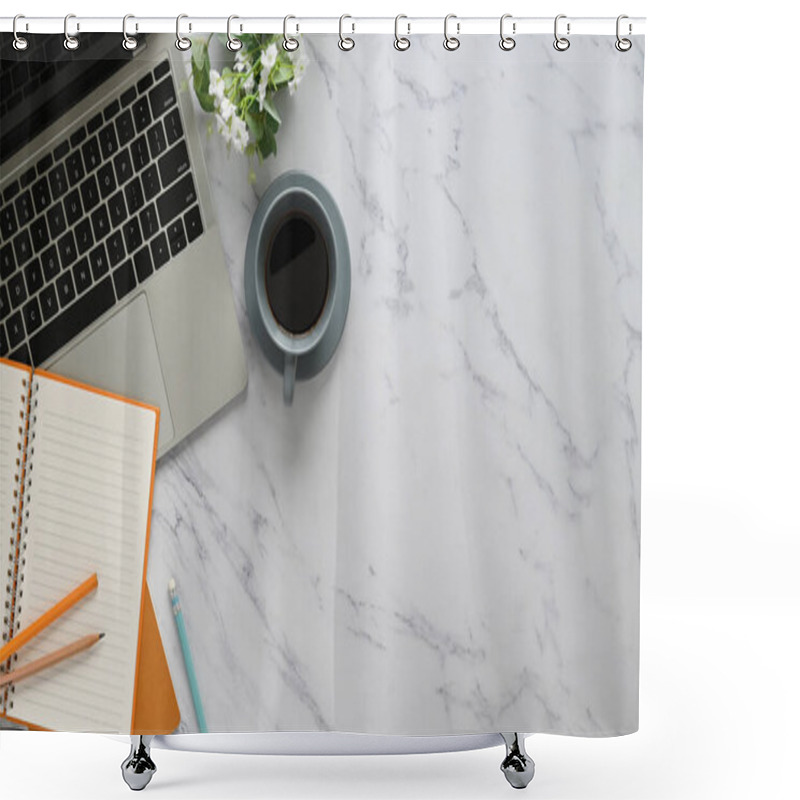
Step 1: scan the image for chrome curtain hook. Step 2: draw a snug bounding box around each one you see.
[63,13,79,51]
[175,14,192,51]
[499,13,516,51]
[122,14,138,51]
[394,14,410,51]
[615,14,632,52]
[12,14,29,51]
[283,15,299,51]
[444,13,460,51]
[227,15,242,51]
[338,14,355,51]
[553,14,570,51]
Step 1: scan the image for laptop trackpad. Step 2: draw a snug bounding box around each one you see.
[50,295,175,453]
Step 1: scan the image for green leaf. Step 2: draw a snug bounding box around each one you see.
[244,110,265,143]
[258,126,277,159]
[272,61,293,88]
[191,39,216,113]
[260,95,281,126]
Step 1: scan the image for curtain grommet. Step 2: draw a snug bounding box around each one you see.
[12,14,29,51]
[500,14,516,51]
[175,14,192,51]
[394,15,410,51]
[122,14,138,51]
[615,15,632,51]
[226,15,242,51]
[63,13,79,51]
[553,14,570,51]
[283,15,299,52]
[444,14,460,51]
[338,14,355,51]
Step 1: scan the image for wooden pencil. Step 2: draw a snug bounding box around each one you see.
[0,632,104,688]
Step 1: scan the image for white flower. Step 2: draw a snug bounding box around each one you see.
[215,113,232,144]
[288,72,303,96]
[257,71,268,111]
[260,43,278,74]
[234,49,247,72]
[218,96,235,123]
[243,72,255,95]
[230,115,249,154]
[209,69,225,108]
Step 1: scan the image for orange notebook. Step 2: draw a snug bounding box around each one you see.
[0,358,177,734]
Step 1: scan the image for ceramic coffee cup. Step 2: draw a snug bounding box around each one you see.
[244,171,350,405]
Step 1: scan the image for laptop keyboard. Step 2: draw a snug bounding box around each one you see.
[0,58,204,366]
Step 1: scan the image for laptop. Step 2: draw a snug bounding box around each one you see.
[0,32,247,457]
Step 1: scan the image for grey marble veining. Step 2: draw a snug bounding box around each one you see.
[145,34,644,736]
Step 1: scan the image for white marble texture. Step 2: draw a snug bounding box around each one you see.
[145,34,644,737]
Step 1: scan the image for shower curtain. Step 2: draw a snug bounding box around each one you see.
[0,28,644,738]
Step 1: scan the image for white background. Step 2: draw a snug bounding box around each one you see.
[2,1,799,798]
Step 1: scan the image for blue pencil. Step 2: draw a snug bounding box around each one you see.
[169,577,208,733]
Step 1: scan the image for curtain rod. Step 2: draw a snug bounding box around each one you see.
[0,16,646,36]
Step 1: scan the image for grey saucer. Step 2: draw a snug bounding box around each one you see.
[244,171,350,402]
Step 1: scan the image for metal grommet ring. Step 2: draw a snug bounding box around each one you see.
[499,13,516,51]
[122,14,138,51]
[227,15,242,51]
[394,14,410,51]
[553,14,570,52]
[443,14,460,51]
[13,14,29,51]
[63,13,79,51]
[615,14,632,52]
[338,14,355,51]
[283,15,299,51]
[175,14,192,51]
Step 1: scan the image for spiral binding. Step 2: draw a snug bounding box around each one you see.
[2,376,37,712]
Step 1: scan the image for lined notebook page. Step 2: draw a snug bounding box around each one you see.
[10,371,157,733]
[0,361,29,665]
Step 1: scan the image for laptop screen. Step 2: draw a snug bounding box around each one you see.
[0,33,138,165]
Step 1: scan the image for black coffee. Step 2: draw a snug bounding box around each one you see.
[265,211,330,335]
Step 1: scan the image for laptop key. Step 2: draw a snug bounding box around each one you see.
[37,154,53,175]
[158,141,190,188]
[2,181,19,204]
[131,135,150,171]
[121,86,136,107]
[13,229,32,266]
[157,173,197,228]
[0,204,17,239]
[99,123,118,159]
[53,141,69,161]
[41,245,60,281]
[167,219,187,257]
[0,284,9,320]
[75,219,94,255]
[133,246,153,283]
[184,205,203,243]
[15,191,34,227]
[64,190,83,227]
[82,136,102,172]
[140,204,159,240]
[106,231,125,267]
[147,122,167,159]
[87,112,103,134]
[116,109,135,147]
[32,178,51,215]
[132,97,152,134]
[7,311,25,348]
[30,216,50,251]
[109,191,127,229]
[56,271,76,307]
[123,218,143,253]
[154,60,170,81]
[0,324,7,357]
[89,245,109,280]
[137,72,154,95]
[69,128,87,148]
[112,259,137,300]
[124,177,144,215]
[0,244,13,279]
[39,284,59,321]
[8,273,27,308]
[57,230,77,268]
[141,165,160,201]
[9,343,31,366]
[29,276,115,366]
[65,152,85,187]
[47,202,67,239]
[91,205,110,241]
[114,149,133,186]
[149,76,177,119]
[80,174,100,213]
[72,257,92,294]
[20,167,37,189]
[150,232,169,269]
[22,297,42,335]
[23,258,44,295]
[97,163,117,199]
[48,162,69,200]
[103,98,120,122]
[164,108,184,145]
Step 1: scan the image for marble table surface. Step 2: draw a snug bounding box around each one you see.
[144,34,644,737]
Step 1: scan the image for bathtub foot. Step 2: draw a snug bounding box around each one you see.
[500,732,535,789]
[121,735,156,791]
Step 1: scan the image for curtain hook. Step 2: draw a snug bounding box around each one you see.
[122,14,138,51]
[227,15,242,51]
[443,13,460,51]
[63,13,79,51]
[338,14,355,51]
[12,14,29,51]
[394,14,410,51]
[615,14,632,52]
[553,14,570,52]
[175,14,192,51]
[283,15,299,51]
[500,14,516,51]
